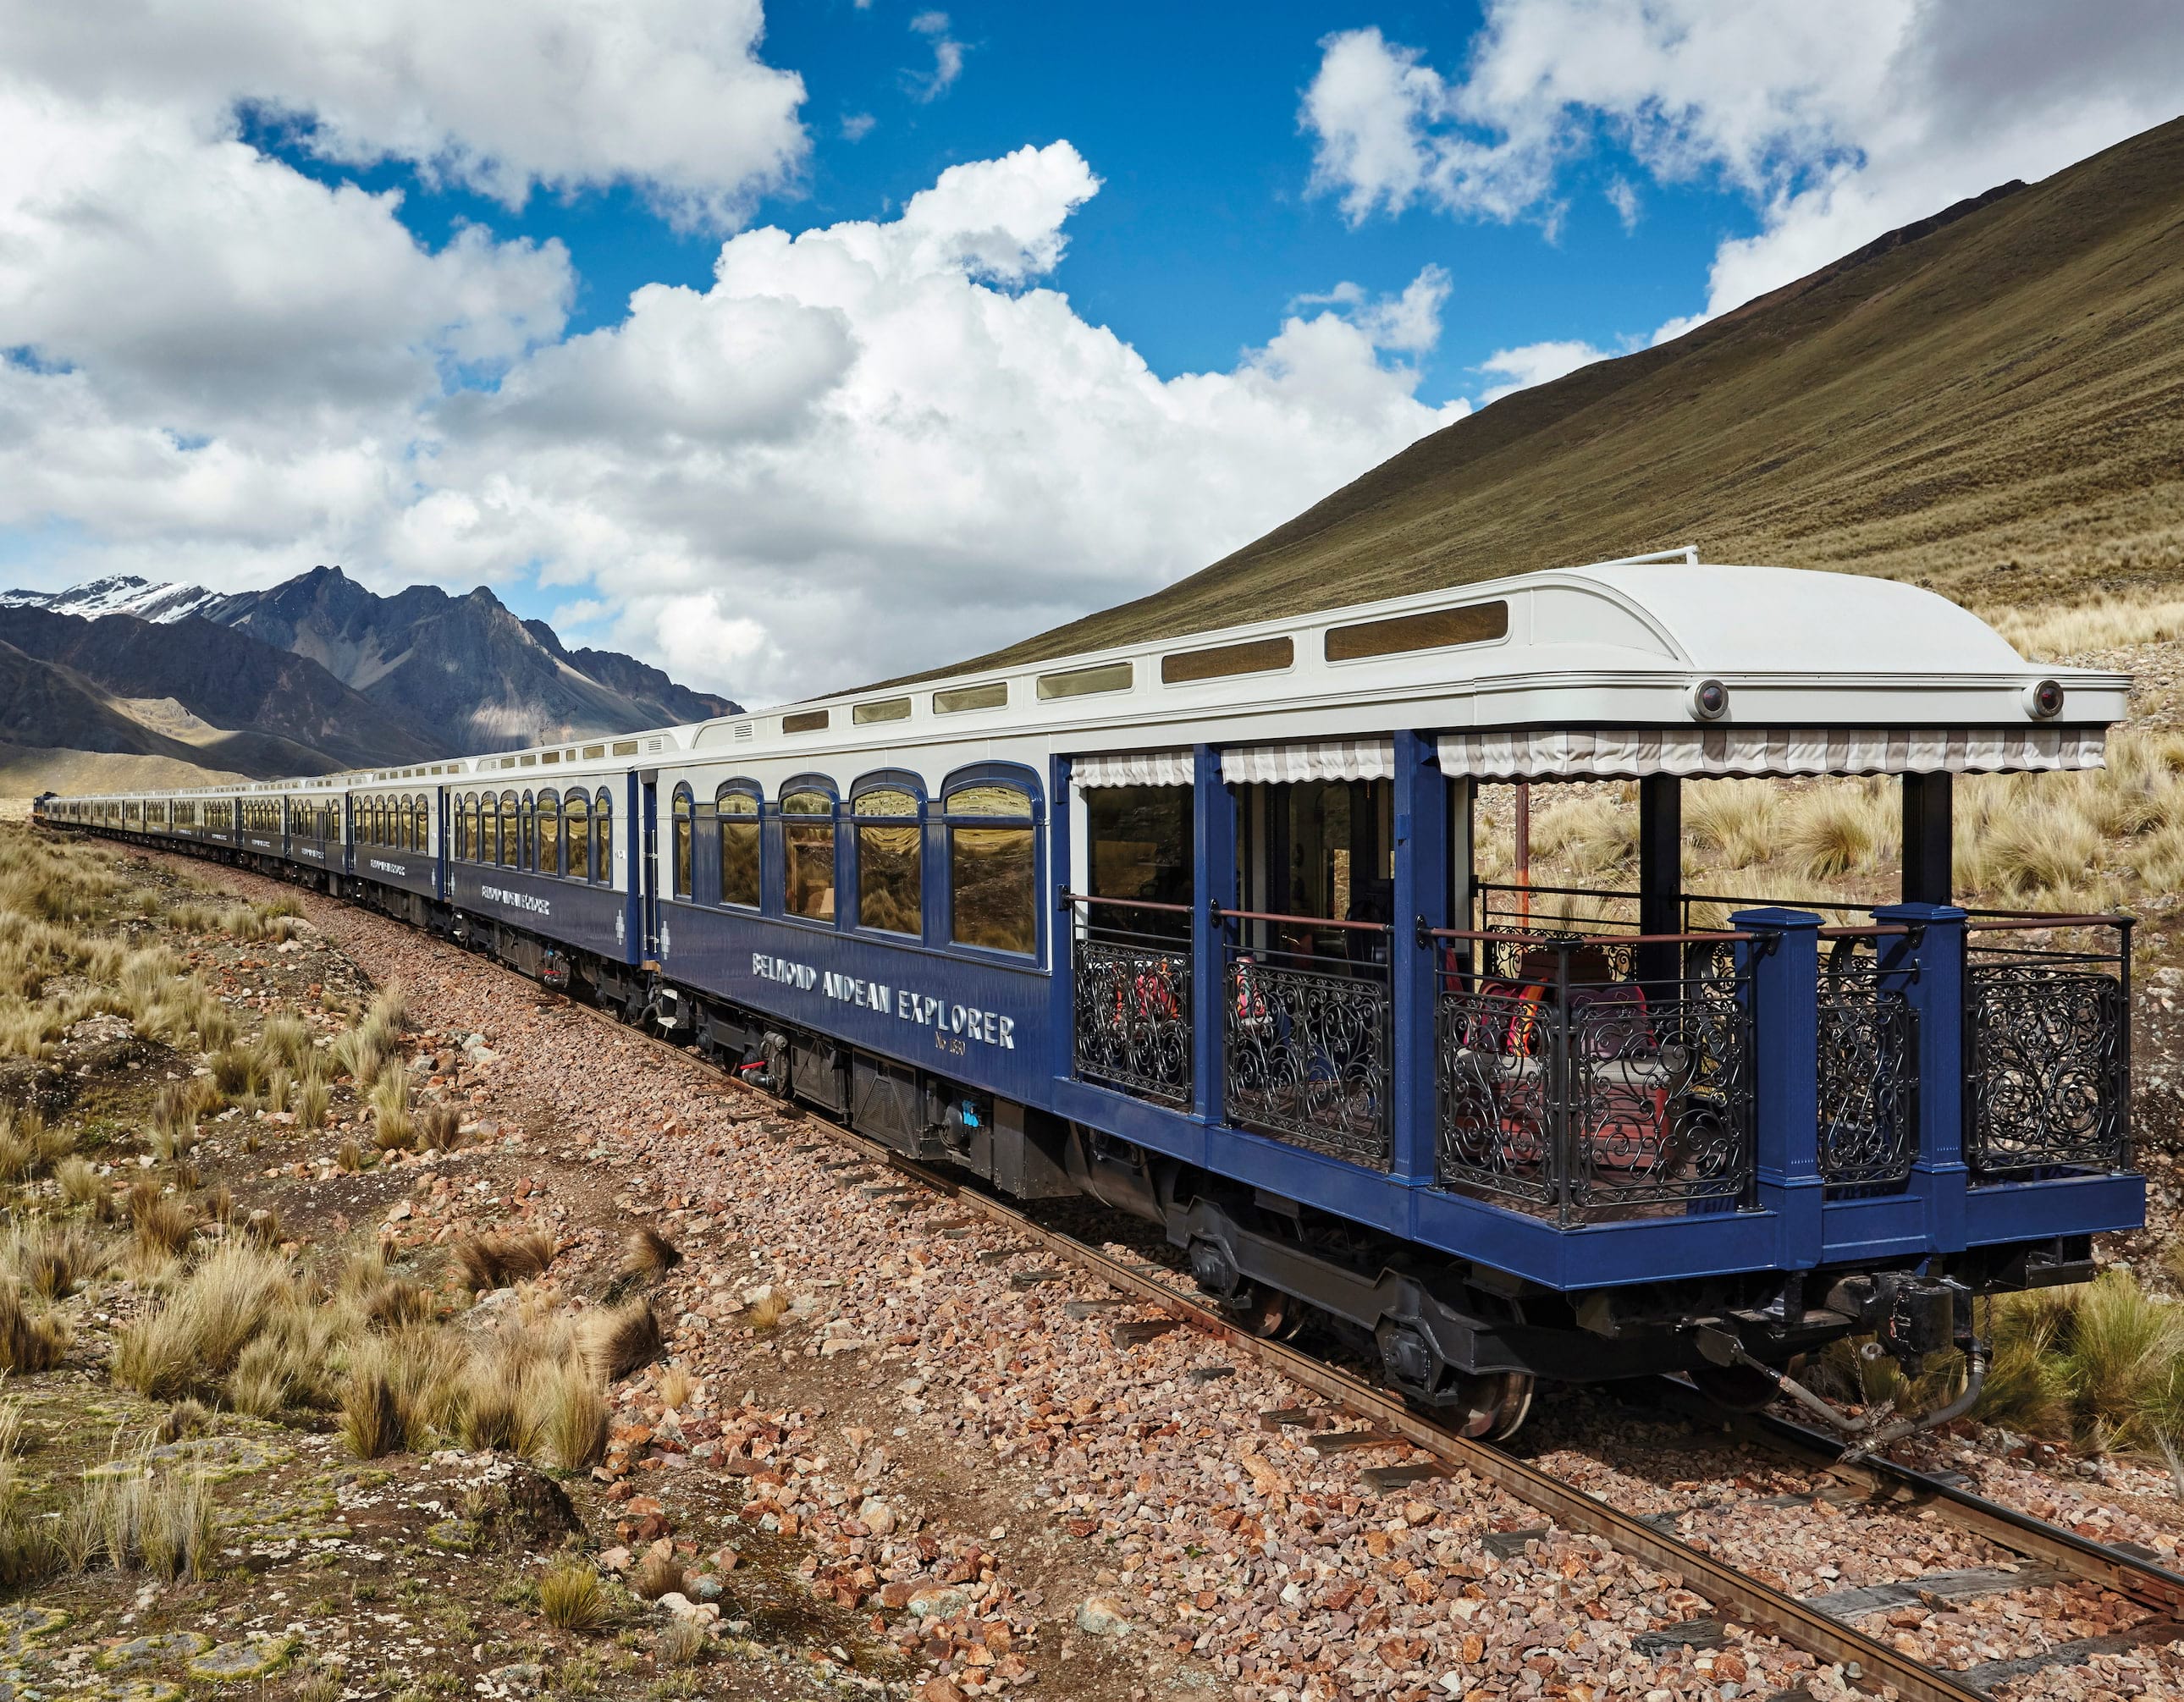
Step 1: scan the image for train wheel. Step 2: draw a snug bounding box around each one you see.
[1448,1370,1534,1440]
[1225,1283,1309,1341]
[1689,1361,1783,1413]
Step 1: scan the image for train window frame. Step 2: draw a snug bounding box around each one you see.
[455,793,473,862]
[499,790,521,868]
[849,771,924,937]
[715,782,760,909]
[593,787,614,886]
[538,789,562,878]
[939,764,1042,961]
[671,785,695,900]
[933,680,1008,715]
[565,790,592,882]
[778,777,839,925]
[1321,600,1509,664]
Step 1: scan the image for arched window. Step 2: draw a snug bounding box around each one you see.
[852,778,922,935]
[411,795,427,852]
[594,788,613,885]
[500,790,521,867]
[565,791,591,882]
[538,790,562,877]
[455,794,472,861]
[716,785,759,908]
[671,785,694,900]
[944,772,1038,955]
[780,784,836,921]
[481,793,500,866]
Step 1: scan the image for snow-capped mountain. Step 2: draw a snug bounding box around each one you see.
[0,575,223,623]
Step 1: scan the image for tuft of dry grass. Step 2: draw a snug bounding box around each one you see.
[296,1069,332,1132]
[535,1352,608,1471]
[416,1103,462,1152]
[657,1364,694,1412]
[1780,782,1894,881]
[586,1302,663,1384]
[75,1450,219,1579]
[111,1240,295,1400]
[744,1286,791,1330]
[369,1071,414,1152]
[451,1230,557,1292]
[56,1154,101,1208]
[630,1547,687,1600]
[1985,801,2103,899]
[538,1562,610,1632]
[620,1226,681,1283]
[335,1137,362,1174]
[657,1614,708,1667]
[1529,793,1635,875]
[0,1286,73,1373]
[3,1217,114,1299]
[207,1041,267,1102]
[1684,779,1781,872]
[125,1181,199,1257]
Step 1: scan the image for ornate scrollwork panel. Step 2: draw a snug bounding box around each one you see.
[1073,935,1192,1105]
[1224,955,1392,1170]
[1966,962,2126,1174]
[1817,978,1918,1189]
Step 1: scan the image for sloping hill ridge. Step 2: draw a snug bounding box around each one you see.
[950,113,2184,674]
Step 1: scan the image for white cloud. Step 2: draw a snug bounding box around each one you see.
[3,0,808,230]
[905,11,967,104]
[1604,175,1639,231]
[1303,2,2184,323]
[1475,339,1611,404]
[3,115,1466,705]
[841,111,877,142]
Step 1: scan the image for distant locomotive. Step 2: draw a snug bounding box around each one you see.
[46,552,2142,1441]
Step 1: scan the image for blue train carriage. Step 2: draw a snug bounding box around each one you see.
[441,735,646,997]
[41,551,2143,1444]
[638,551,2141,1440]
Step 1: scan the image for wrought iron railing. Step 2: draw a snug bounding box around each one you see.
[1815,934,1919,1191]
[1218,909,1391,1170]
[1431,929,1756,1223]
[1963,914,2132,1176]
[1067,896,1193,1106]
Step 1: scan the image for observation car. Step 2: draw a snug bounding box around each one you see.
[45,550,2142,1440]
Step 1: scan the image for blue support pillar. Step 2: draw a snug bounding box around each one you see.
[1734,907,1823,1269]
[1048,756,1076,1088]
[1191,746,1236,1127]
[1390,730,1444,1184]
[1873,902,1969,1253]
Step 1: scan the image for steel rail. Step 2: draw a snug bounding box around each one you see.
[549,998,1988,1702]
[1646,1379,2184,1616]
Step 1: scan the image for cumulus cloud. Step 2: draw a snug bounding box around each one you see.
[1303,1,2184,322]
[2,109,1465,704]
[2,0,808,230]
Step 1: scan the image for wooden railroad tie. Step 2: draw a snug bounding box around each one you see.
[1110,1319,1182,1347]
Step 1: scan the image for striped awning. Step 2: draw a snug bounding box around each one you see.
[1434,726,2109,780]
[1072,749,1194,788]
[1222,737,1396,784]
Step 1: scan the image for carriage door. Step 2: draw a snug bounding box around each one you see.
[639,772,661,963]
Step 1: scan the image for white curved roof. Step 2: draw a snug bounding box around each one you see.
[52,552,2131,803]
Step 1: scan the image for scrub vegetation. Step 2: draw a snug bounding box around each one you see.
[0,823,726,1697]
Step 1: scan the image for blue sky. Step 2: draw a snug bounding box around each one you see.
[262,2,1739,409]
[3,1,2179,700]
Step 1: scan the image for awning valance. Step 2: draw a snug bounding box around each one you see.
[1072,750,1194,788]
[1221,737,1396,785]
[1434,726,2108,780]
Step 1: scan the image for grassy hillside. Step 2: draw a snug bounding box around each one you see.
[951,114,2184,674]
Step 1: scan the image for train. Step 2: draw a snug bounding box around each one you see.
[41,550,2143,1440]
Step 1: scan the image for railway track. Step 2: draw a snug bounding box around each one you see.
[547,991,2183,1702]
